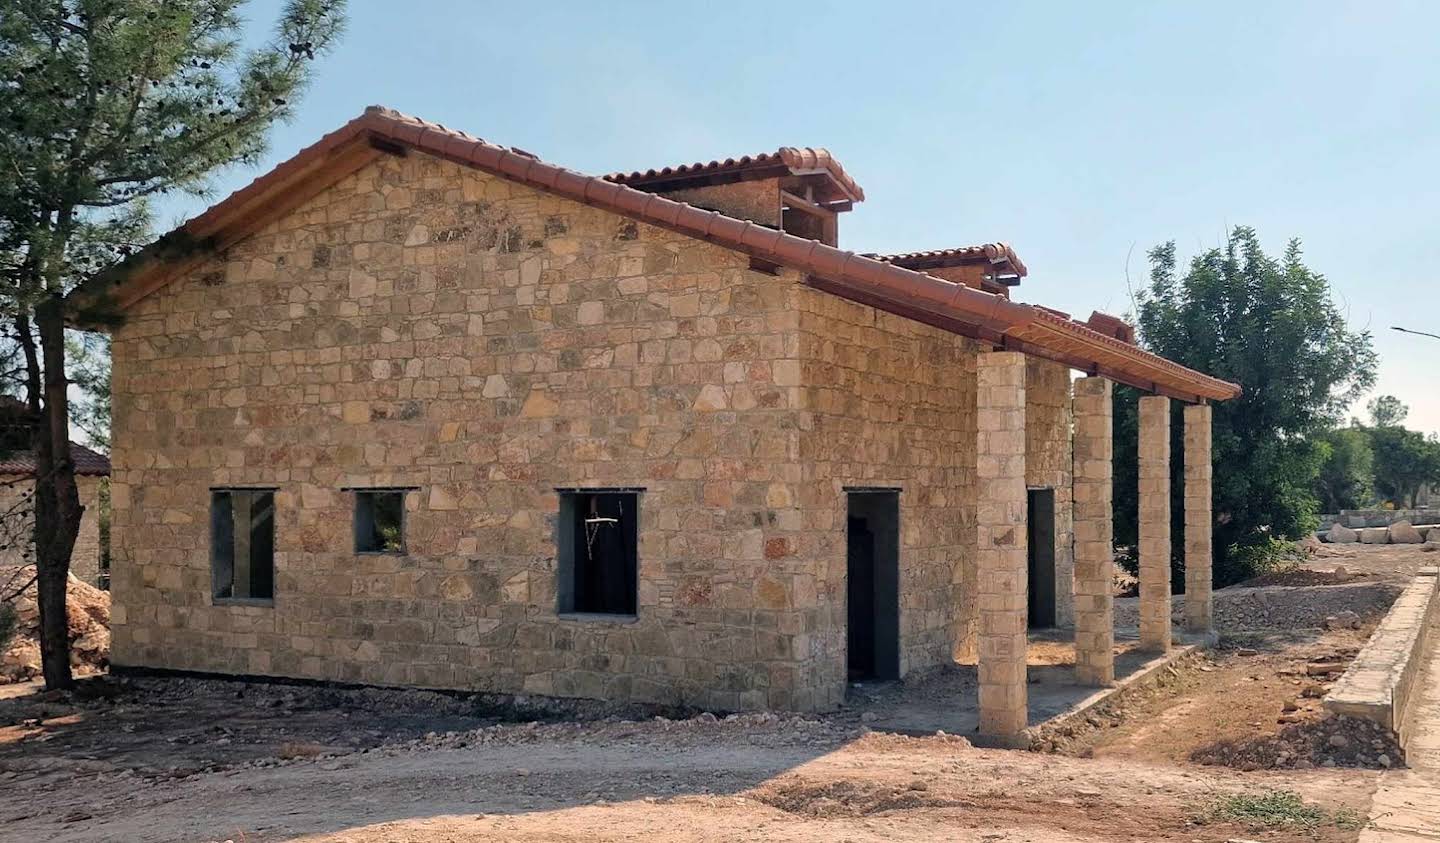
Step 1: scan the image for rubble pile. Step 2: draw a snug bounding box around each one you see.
[1,571,110,683]
[1191,713,1402,771]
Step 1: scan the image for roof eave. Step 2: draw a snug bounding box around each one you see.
[74,105,1238,404]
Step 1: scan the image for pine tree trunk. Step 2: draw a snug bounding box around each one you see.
[33,298,81,690]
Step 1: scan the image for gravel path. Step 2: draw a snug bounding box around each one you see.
[1116,580,1401,632]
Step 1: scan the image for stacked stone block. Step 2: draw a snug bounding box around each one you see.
[109,151,820,711]
[1072,377,1114,686]
[107,148,992,713]
[1184,403,1214,634]
[1137,395,1171,652]
[975,352,1028,739]
[794,287,981,702]
[0,474,104,586]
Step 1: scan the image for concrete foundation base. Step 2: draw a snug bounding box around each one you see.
[854,627,1213,747]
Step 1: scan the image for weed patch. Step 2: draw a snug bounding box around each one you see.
[1201,790,1363,831]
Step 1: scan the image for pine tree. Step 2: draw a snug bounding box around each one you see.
[0,0,346,689]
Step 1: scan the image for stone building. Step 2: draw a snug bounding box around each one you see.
[80,107,1238,740]
[0,443,110,587]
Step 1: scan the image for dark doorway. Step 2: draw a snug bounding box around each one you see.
[846,490,900,681]
[1027,487,1056,628]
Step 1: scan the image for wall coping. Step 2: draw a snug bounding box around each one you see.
[1324,567,1440,750]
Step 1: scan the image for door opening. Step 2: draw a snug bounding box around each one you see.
[846,490,900,681]
[1027,487,1056,629]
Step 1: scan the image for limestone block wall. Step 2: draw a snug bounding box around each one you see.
[1024,358,1074,627]
[795,287,980,698]
[0,474,37,577]
[108,150,827,710]
[0,473,103,586]
[72,476,104,585]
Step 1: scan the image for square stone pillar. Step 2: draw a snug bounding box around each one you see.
[1072,377,1114,686]
[1138,395,1172,652]
[1184,403,1214,634]
[976,351,1028,742]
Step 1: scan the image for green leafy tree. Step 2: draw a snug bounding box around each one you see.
[0,0,345,689]
[1114,228,1376,585]
[1367,395,1408,429]
[0,330,110,448]
[1370,426,1440,508]
[1313,426,1374,513]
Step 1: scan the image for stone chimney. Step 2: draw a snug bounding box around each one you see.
[865,244,1027,298]
[604,148,864,247]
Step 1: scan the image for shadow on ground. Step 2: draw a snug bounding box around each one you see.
[0,674,858,842]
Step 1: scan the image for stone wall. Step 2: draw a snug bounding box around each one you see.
[0,473,104,586]
[73,476,104,585]
[794,287,980,701]
[1024,358,1073,627]
[107,146,1066,712]
[109,150,826,710]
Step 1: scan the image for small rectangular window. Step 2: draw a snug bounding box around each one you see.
[354,489,407,554]
[211,489,276,602]
[557,490,639,616]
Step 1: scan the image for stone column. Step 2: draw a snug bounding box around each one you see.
[976,351,1028,742]
[1184,403,1214,634]
[1138,396,1172,652]
[1072,377,1114,686]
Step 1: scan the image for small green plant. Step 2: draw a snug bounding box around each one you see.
[1227,535,1305,581]
[378,524,403,553]
[1204,790,1363,831]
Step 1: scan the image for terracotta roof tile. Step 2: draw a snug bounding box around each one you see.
[0,443,110,477]
[74,106,1239,403]
[867,243,1027,278]
[604,147,864,202]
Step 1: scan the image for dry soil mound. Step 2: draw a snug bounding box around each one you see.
[2,569,109,683]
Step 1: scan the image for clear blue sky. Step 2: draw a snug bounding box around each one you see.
[165,1,1440,434]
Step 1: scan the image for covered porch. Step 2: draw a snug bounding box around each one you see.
[973,351,1222,746]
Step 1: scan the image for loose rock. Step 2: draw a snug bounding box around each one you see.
[1389,521,1425,544]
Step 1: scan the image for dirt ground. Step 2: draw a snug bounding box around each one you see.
[0,544,1429,843]
[1052,626,1400,772]
[0,709,1370,843]
[1302,540,1437,584]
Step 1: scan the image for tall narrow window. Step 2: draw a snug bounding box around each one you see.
[211,489,276,602]
[354,489,407,554]
[557,489,639,616]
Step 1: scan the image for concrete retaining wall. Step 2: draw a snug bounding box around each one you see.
[1321,509,1440,530]
[1324,566,1440,751]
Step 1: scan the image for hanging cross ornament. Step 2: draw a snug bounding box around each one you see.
[583,495,621,559]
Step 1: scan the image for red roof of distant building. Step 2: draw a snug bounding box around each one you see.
[0,443,110,477]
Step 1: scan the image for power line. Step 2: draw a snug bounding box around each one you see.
[1391,326,1440,341]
